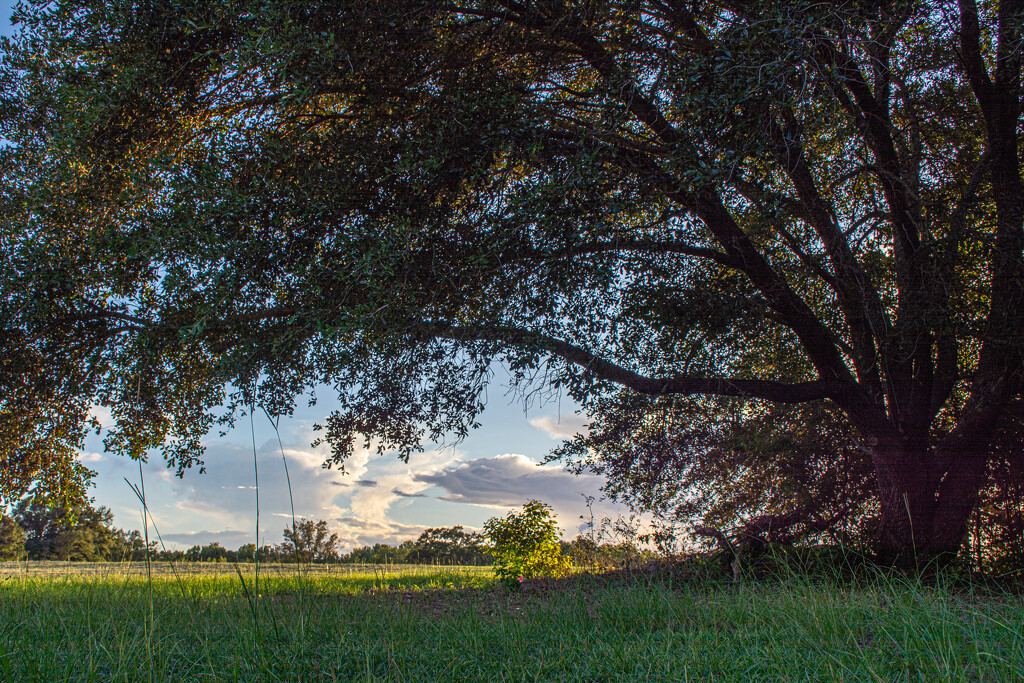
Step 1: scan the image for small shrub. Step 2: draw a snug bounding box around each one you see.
[483,500,572,588]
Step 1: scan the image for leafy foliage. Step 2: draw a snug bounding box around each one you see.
[280,519,340,563]
[483,500,572,586]
[559,396,878,549]
[0,0,1021,564]
[12,500,122,561]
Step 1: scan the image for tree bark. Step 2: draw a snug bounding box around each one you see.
[871,425,998,568]
[872,437,937,567]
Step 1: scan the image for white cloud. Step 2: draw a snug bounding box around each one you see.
[163,434,354,545]
[336,446,464,547]
[87,404,113,430]
[413,453,631,537]
[148,425,468,550]
[79,451,105,463]
[529,414,589,440]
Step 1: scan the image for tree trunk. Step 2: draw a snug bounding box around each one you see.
[873,440,937,567]
[871,430,993,568]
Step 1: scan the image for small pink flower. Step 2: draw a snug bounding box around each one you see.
[518,576,524,583]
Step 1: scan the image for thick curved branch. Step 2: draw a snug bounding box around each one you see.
[424,322,854,404]
[558,16,854,384]
[540,129,854,383]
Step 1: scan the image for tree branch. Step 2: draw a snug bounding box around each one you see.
[765,111,889,400]
[956,0,994,108]
[423,322,854,404]
[538,238,736,268]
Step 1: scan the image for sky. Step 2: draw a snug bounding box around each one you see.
[0,1,635,551]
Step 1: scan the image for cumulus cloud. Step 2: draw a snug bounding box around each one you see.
[332,515,427,546]
[134,420,469,550]
[333,447,464,547]
[529,414,589,440]
[414,453,597,507]
[412,453,630,537]
[161,431,362,546]
[79,451,105,463]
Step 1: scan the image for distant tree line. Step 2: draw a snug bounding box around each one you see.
[0,503,496,565]
[0,499,663,570]
[340,525,492,565]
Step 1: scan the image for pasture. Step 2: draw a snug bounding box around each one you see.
[0,561,1021,681]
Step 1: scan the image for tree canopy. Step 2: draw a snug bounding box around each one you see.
[1,0,1021,564]
[280,518,341,563]
[12,499,122,561]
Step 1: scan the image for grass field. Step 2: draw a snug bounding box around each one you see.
[0,560,490,580]
[1,561,1022,682]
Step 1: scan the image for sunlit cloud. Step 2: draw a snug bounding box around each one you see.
[159,431,356,546]
[529,414,589,440]
[140,421,472,550]
[333,447,465,547]
[413,453,631,537]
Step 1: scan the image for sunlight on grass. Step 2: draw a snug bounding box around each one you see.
[1,563,1021,681]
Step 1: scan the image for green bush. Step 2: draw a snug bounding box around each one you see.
[483,500,572,587]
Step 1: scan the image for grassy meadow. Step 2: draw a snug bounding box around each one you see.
[0,561,1022,682]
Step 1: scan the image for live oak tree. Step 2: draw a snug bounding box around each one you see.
[0,0,1021,564]
[280,519,340,563]
[12,499,121,561]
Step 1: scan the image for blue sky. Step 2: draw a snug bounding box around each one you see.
[0,1,632,550]
[81,376,608,551]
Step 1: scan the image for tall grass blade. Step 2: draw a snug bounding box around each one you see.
[263,405,306,639]
[249,403,261,641]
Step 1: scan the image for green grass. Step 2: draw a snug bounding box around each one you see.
[1,563,1021,681]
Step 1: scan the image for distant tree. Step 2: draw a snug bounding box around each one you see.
[156,548,185,562]
[342,541,416,565]
[199,542,228,562]
[280,520,340,563]
[235,543,257,562]
[0,515,26,561]
[114,529,158,561]
[184,545,202,562]
[410,526,488,565]
[13,500,120,561]
[249,544,277,562]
